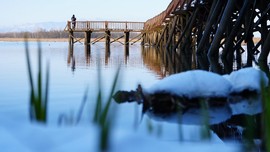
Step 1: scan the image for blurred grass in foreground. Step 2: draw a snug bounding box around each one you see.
[25,37,49,123]
[262,77,270,152]
[93,60,121,151]
[24,38,121,151]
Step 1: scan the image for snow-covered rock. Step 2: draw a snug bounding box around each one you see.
[226,67,268,93]
[143,68,269,123]
[146,70,232,98]
[224,67,268,115]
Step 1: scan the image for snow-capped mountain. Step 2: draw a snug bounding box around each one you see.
[0,22,66,33]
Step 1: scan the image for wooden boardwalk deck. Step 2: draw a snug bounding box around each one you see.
[65,21,145,54]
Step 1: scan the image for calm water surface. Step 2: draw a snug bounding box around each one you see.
[0,41,158,112]
[0,41,223,142]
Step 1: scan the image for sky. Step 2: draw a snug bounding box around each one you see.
[1,0,172,27]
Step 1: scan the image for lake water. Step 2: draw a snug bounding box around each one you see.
[5,42,268,151]
[0,41,218,142]
[0,41,159,118]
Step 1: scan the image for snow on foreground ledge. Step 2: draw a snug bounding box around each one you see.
[145,67,268,98]
[143,67,268,123]
[224,67,269,93]
[225,67,268,115]
[0,115,240,152]
[0,116,99,152]
[145,70,232,98]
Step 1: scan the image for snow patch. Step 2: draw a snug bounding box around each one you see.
[226,67,268,93]
[146,70,232,98]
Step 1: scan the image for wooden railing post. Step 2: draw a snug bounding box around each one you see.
[86,21,89,30]
[105,21,108,30]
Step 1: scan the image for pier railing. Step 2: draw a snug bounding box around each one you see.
[65,21,145,32]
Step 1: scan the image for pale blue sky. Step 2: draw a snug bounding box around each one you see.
[1,0,171,26]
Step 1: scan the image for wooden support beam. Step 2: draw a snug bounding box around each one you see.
[173,6,200,52]
[85,31,91,53]
[208,0,236,73]
[259,31,270,72]
[84,31,91,45]
[180,8,201,71]
[156,25,168,48]
[245,5,255,67]
[126,32,143,45]
[124,31,130,55]
[105,30,111,54]
[165,15,178,50]
[197,0,224,54]
[110,35,124,44]
[74,38,84,44]
[68,31,74,53]
[92,35,105,44]
[257,1,270,74]
[222,0,252,72]
[141,33,146,45]
[131,35,143,45]
[124,31,130,46]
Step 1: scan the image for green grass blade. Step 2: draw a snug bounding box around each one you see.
[37,41,42,120]
[100,66,120,125]
[30,90,36,120]
[24,37,34,93]
[100,120,110,151]
[200,100,211,140]
[93,51,103,123]
[264,87,270,151]
[262,84,270,151]
[93,90,102,123]
[24,37,48,122]
[76,86,88,124]
[43,61,50,122]
[24,36,37,121]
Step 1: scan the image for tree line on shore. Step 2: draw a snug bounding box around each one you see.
[0,29,140,39]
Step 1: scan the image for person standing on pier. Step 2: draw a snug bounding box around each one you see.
[71,14,76,29]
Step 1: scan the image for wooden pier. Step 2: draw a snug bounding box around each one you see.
[65,0,270,75]
[64,21,144,54]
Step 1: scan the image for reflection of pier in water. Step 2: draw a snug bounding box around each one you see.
[67,43,144,70]
[141,45,199,77]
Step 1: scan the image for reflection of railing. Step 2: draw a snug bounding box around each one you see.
[65,21,145,32]
[144,0,190,31]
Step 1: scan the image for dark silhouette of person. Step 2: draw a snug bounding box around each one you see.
[71,14,76,29]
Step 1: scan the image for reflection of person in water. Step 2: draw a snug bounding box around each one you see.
[71,14,76,29]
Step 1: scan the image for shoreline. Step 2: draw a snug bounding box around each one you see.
[0,37,260,44]
[0,38,68,42]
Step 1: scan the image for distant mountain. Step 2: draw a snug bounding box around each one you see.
[0,22,67,33]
